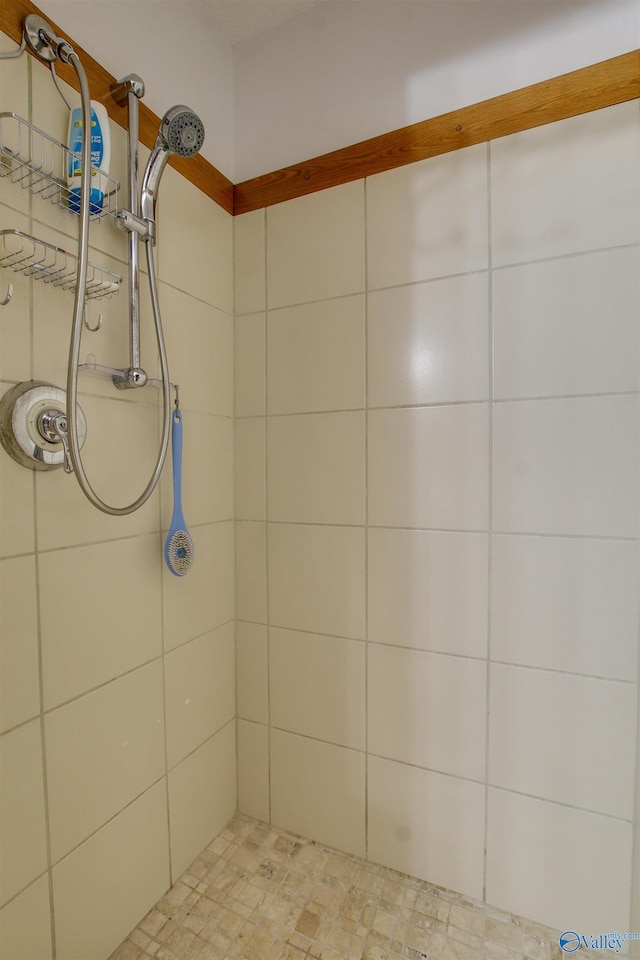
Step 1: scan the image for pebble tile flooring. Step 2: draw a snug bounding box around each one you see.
[110,814,587,960]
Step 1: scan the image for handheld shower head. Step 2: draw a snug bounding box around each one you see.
[158,105,205,158]
[140,105,205,234]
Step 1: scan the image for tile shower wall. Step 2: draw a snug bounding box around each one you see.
[234,100,640,936]
[0,32,235,960]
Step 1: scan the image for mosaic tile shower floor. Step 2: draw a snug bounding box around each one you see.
[110,814,586,960]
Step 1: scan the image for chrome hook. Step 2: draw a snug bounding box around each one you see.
[83,303,103,332]
[0,283,14,306]
[0,36,27,60]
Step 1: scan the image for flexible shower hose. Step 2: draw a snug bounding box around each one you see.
[66,51,171,515]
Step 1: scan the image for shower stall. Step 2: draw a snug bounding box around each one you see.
[0,3,638,959]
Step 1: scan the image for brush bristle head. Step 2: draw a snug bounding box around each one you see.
[165,529,194,576]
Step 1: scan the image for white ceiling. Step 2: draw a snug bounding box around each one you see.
[208,0,320,44]
[30,0,639,181]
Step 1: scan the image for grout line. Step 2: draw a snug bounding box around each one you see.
[483,139,494,905]
[231,211,240,818]
[26,50,56,950]
[13,517,232,559]
[631,538,640,935]
[239,390,640,420]
[0,619,236,727]
[252,724,635,827]
[253,520,639,544]
[157,389,174,888]
[3,522,637,563]
[263,206,272,826]
[165,715,236,776]
[33,718,238,880]
[233,618,639,686]
[234,389,640,421]
[233,239,639,317]
[363,176,369,862]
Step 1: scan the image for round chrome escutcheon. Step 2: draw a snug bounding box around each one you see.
[0,381,86,470]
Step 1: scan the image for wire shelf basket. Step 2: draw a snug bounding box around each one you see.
[0,112,119,220]
[0,229,122,300]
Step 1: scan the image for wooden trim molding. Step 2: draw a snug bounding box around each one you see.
[1,1,638,217]
[234,50,639,214]
[0,0,234,214]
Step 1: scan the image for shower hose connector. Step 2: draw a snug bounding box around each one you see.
[115,209,155,244]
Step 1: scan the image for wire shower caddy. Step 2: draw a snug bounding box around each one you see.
[0,229,121,300]
[0,111,119,220]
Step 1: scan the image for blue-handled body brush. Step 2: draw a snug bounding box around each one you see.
[164,404,194,576]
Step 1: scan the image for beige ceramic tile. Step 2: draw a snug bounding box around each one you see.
[235,521,267,624]
[489,664,637,820]
[367,143,489,289]
[368,755,485,902]
[0,720,48,905]
[163,520,235,651]
[368,404,490,530]
[491,534,639,682]
[168,721,236,879]
[267,295,365,414]
[491,102,640,266]
[493,248,640,400]
[235,417,266,520]
[30,239,152,399]
[52,782,170,960]
[368,528,488,658]
[267,181,365,308]
[39,534,162,709]
[235,209,265,315]
[237,719,270,822]
[0,207,31,384]
[45,660,166,863]
[160,282,234,416]
[493,395,639,538]
[271,728,365,858]
[0,555,40,733]
[267,412,365,524]
[368,645,487,781]
[268,523,365,639]
[165,622,235,768]
[236,621,268,723]
[270,627,366,750]
[161,410,234,528]
[0,30,29,104]
[0,875,52,960]
[157,167,233,313]
[34,393,161,551]
[235,313,265,418]
[368,272,490,407]
[486,787,632,934]
[162,522,235,651]
[0,49,29,217]
[0,423,34,558]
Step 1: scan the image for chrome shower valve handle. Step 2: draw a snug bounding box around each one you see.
[43,411,74,473]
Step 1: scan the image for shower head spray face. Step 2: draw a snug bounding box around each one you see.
[140,105,205,230]
[159,106,205,158]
